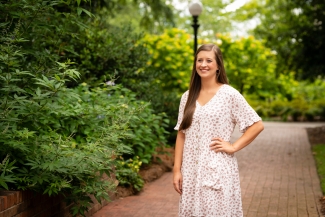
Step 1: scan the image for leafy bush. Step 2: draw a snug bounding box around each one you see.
[0,41,166,213]
[289,78,325,121]
[0,1,169,215]
[122,99,169,164]
[246,77,325,121]
[142,28,193,93]
[0,37,168,213]
[0,36,134,214]
[94,84,169,164]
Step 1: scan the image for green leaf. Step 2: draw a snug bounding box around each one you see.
[54,74,61,81]
[0,179,9,190]
[36,88,41,97]
[0,22,10,28]
[77,7,82,16]
[81,8,92,17]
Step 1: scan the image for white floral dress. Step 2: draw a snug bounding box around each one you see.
[174,84,261,217]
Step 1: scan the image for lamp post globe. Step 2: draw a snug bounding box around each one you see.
[189,1,203,16]
[189,1,203,54]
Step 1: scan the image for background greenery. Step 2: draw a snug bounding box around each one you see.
[0,0,324,216]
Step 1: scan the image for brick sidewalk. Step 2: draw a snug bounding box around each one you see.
[92,122,324,217]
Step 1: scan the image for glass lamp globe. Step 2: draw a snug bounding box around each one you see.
[189,1,203,16]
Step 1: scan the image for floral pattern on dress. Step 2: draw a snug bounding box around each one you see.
[174,84,261,217]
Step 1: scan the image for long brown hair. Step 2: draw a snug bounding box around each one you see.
[179,44,229,131]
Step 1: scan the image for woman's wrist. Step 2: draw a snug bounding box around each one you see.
[230,143,238,154]
[173,166,181,173]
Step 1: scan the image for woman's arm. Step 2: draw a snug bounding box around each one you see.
[173,130,185,194]
[231,120,264,152]
[210,121,264,154]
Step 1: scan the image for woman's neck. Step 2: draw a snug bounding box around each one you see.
[200,79,221,92]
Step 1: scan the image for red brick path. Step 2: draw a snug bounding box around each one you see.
[92,122,324,217]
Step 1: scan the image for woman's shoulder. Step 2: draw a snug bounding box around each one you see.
[221,84,241,96]
[181,90,189,99]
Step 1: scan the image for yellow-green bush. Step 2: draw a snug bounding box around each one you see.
[143,28,193,93]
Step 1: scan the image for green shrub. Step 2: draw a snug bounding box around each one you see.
[122,100,169,164]
[142,28,193,93]
[0,1,168,215]
[92,84,170,165]
[0,40,133,214]
[246,77,325,121]
[0,41,168,213]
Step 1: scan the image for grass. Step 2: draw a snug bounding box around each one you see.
[312,144,325,194]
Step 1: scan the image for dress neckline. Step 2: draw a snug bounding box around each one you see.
[196,84,225,107]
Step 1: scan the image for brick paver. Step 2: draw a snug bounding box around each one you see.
[92,122,325,217]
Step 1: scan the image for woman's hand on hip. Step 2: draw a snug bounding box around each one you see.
[173,171,183,195]
[210,137,236,154]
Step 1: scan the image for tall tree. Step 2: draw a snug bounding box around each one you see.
[83,0,175,33]
[238,0,325,80]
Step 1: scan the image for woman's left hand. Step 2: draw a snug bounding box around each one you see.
[209,138,236,154]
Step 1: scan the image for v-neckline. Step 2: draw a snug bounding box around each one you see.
[196,84,225,107]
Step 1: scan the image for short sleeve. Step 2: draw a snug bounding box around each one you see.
[174,91,189,131]
[231,90,261,133]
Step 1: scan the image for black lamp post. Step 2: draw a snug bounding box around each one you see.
[189,1,203,55]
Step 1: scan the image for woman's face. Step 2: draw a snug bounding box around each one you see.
[195,50,218,80]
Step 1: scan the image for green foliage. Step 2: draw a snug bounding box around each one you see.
[0,0,169,215]
[289,78,325,121]
[115,156,144,191]
[0,155,17,190]
[81,0,174,33]
[246,77,325,121]
[57,5,172,195]
[45,10,171,136]
[0,0,94,77]
[96,85,169,165]
[312,144,325,194]
[0,34,131,213]
[143,28,193,93]
[0,30,168,212]
[123,100,169,164]
[61,14,154,92]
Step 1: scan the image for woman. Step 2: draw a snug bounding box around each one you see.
[173,43,264,217]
